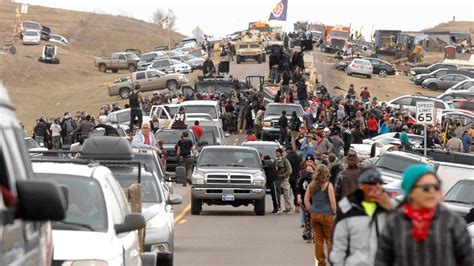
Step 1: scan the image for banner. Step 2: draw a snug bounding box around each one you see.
[268,0,288,21]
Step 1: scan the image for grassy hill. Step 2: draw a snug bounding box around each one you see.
[0,0,187,130]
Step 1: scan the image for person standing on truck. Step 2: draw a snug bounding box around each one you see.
[202,55,215,76]
[176,132,194,186]
[172,106,187,129]
[129,84,143,133]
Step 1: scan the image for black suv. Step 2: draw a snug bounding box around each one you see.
[0,85,66,265]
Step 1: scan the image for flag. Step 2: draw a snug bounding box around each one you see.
[268,0,288,21]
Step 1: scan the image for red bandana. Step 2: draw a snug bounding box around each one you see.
[403,203,436,241]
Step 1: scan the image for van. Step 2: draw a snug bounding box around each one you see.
[434,162,474,193]
[0,83,66,265]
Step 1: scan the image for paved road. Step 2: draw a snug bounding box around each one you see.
[170,56,316,266]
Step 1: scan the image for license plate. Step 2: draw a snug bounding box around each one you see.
[222,194,235,201]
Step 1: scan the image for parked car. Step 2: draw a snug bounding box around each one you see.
[422,74,470,91]
[21,20,42,36]
[0,84,66,266]
[137,51,167,71]
[445,79,474,94]
[187,49,208,59]
[189,146,268,215]
[94,52,140,73]
[170,54,205,71]
[345,59,373,78]
[374,151,434,185]
[443,176,474,219]
[22,29,41,45]
[438,90,474,101]
[363,57,396,76]
[449,98,474,112]
[33,161,146,265]
[417,70,474,86]
[108,70,188,99]
[261,103,304,140]
[48,34,68,45]
[409,63,457,79]
[334,56,361,71]
[384,94,451,115]
[24,137,49,151]
[147,58,192,74]
[154,128,199,170]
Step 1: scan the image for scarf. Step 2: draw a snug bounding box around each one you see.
[403,203,437,241]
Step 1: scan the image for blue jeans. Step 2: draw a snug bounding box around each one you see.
[271,66,279,83]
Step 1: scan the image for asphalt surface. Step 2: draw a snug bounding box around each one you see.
[170,60,315,266]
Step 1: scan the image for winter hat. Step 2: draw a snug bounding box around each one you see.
[402,164,435,195]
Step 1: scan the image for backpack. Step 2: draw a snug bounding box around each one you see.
[289,118,301,131]
[63,119,75,133]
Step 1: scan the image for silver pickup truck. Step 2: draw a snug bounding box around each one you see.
[188,146,268,215]
[261,103,304,141]
[108,70,188,99]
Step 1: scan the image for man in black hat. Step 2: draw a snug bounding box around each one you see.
[334,150,361,202]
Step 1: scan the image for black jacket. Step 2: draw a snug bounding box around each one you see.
[202,59,215,75]
[278,114,288,129]
[285,151,301,181]
[262,160,278,182]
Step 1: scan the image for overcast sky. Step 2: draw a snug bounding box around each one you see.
[15,0,474,38]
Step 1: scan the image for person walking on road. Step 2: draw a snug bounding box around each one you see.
[334,150,361,202]
[304,164,336,265]
[375,164,473,266]
[285,146,301,211]
[176,132,194,186]
[275,148,293,213]
[330,167,395,266]
[262,155,281,214]
[288,111,301,150]
[296,78,309,108]
[129,84,143,132]
[278,110,289,147]
[297,162,317,242]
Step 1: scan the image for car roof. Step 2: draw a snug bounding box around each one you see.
[32,161,110,179]
[180,100,218,106]
[201,145,259,152]
[242,141,280,146]
[381,150,431,161]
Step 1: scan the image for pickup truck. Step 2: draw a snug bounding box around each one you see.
[95,52,140,73]
[108,70,188,99]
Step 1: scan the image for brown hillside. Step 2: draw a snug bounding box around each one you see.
[424,20,474,41]
[0,0,191,131]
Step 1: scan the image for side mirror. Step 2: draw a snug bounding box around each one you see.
[166,193,183,205]
[175,166,187,185]
[115,213,146,234]
[16,180,66,221]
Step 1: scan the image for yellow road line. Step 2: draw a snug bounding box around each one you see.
[174,203,191,224]
[178,219,186,224]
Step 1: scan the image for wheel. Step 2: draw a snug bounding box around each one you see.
[157,256,173,266]
[191,195,202,215]
[236,55,241,64]
[254,198,265,216]
[257,55,262,64]
[167,80,179,91]
[345,68,351,76]
[128,64,137,73]
[367,75,372,79]
[112,69,118,73]
[428,83,438,91]
[99,64,107,73]
[119,87,131,99]
[379,69,387,77]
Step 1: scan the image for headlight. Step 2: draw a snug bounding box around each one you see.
[151,243,170,253]
[192,172,205,184]
[416,76,421,80]
[62,261,108,266]
[410,71,415,75]
[253,173,266,186]
[263,121,271,128]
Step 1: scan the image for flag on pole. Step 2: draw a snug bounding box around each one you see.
[268,0,288,21]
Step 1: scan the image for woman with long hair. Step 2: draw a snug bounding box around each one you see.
[304,164,336,266]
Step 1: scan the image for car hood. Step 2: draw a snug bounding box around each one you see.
[196,167,262,175]
[53,230,116,261]
[142,202,166,221]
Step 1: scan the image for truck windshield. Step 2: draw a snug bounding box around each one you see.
[125,53,140,60]
[330,31,347,38]
[199,149,260,168]
[183,105,217,119]
[239,44,249,49]
[250,44,260,48]
[265,105,304,117]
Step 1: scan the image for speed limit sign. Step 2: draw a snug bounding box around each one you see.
[416,101,435,124]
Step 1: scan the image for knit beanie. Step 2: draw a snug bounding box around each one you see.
[402,164,435,195]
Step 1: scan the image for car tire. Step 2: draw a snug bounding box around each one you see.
[367,75,372,79]
[167,80,179,91]
[157,256,173,266]
[254,198,265,216]
[379,70,387,77]
[257,55,262,64]
[428,83,438,91]
[191,195,202,215]
[119,87,131,99]
[128,64,137,73]
[99,64,107,73]
[112,69,118,73]
[262,54,266,62]
[236,56,241,64]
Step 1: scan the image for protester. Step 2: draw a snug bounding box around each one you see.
[278,110,289,146]
[285,146,301,211]
[191,121,203,139]
[131,122,156,149]
[375,164,473,265]
[176,132,194,186]
[330,167,394,265]
[245,130,257,141]
[461,130,472,153]
[262,155,281,214]
[50,119,62,150]
[288,111,302,150]
[297,156,316,242]
[334,150,361,202]
[129,84,143,132]
[304,164,336,265]
[275,148,293,213]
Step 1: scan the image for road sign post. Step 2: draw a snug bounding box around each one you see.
[416,101,435,157]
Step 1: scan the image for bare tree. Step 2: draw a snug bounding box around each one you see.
[151,9,177,29]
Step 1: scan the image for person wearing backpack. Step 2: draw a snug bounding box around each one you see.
[289,111,302,150]
[176,132,194,186]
